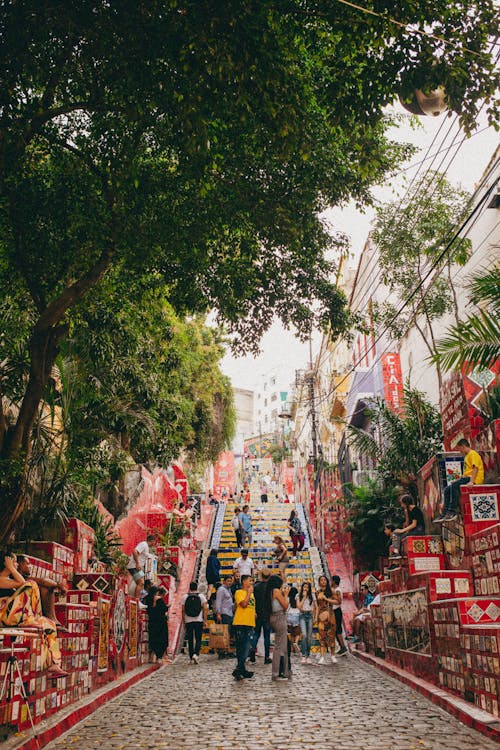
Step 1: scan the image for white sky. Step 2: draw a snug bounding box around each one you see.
[221,103,499,391]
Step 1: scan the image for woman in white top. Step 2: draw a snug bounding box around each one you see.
[232,507,242,547]
[297,581,316,663]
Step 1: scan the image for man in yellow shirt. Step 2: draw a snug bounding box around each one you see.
[435,438,485,522]
[232,574,256,681]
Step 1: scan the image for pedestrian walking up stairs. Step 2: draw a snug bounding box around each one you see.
[197,497,327,654]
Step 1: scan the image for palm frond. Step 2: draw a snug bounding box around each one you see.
[434,309,500,371]
[469,267,500,311]
[346,424,380,459]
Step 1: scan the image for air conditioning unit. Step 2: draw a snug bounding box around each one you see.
[352,470,380,487]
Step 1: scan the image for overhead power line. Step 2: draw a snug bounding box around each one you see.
[314,161,500,411]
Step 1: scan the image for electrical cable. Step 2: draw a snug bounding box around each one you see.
[312,161,499,411]
[331,0,488,58]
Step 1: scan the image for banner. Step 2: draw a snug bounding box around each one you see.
[128,599,138,659]
[213,450,235,497]
[97,597,110,672]
[381,353,404,414]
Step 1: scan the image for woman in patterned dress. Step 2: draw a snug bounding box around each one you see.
[315,575,338,665]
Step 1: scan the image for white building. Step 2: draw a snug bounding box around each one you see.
[253,364,294,437]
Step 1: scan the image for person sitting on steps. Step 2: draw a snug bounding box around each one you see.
[0,551,68,676]
[17,555,67,626]
[434,438,485,522]
[391,496,425,556]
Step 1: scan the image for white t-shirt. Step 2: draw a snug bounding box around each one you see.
[333,586,342,610]
[127,541,150,571]
[182,592,207,623]
[300,597,314,612]
[232,515,240,530]
[233,556,254,577]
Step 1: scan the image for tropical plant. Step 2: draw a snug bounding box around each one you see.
[433,267,500,372]
[344,384,443,483]
[343,481,402,570]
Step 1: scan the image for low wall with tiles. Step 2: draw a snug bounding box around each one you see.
[0,518,159,736]
[360,484,500,720]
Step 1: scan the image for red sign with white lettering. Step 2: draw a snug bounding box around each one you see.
[381,353,404,414]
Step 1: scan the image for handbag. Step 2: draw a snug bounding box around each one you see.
[208,622,230,650]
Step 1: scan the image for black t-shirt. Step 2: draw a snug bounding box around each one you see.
[409,505,425,529]
[253,580,267,617]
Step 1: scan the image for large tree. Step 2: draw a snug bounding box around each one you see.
[0,1,498,541]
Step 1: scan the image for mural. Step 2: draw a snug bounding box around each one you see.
[382,588,431,655]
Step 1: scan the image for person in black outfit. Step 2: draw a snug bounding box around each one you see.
[205,549,221,602]
[146,585,169,662]
[248,568,272,664]
[392,496,425,555]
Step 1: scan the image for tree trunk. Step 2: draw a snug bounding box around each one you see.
[0,245,113,545]
[0,324,68,544]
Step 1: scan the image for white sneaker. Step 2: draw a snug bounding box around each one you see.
[192,654,199,664]
[330,655,338,664]
[317,655,326,665]
[300,656,306,664]
[305,657,312,664]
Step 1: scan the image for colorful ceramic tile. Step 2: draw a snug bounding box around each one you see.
[428,538,443,554]
[435,578,452,594]
[412,539,426,553]
[454,578,470,594]
[466,603,484,622]
[470,493,499,522]
[485,602,500,621]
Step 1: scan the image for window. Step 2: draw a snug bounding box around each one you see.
[271,393,277,401]
[264,398,268,407]
[270,376,276,385]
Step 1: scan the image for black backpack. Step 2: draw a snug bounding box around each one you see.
[184,593,202,617]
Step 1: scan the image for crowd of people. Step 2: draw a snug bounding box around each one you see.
[194,551,350,681]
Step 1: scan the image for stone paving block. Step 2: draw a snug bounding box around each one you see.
[44,653,500,750]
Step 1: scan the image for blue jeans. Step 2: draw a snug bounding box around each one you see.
[251,615,271,659]
[299,612,313,657]
[443,477,470,514]
[234,625,254,675]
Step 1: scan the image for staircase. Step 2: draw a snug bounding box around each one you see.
[197,494,328,653]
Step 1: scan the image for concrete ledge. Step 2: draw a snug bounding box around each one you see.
[4,663,160,750]
[353,650,500,743]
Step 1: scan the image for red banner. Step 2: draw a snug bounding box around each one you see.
[213,451,235,498]
[381,353,404,414]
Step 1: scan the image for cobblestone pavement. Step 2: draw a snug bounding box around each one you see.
[46,654,500,750]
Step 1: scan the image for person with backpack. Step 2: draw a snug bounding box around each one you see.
[205,549,221,602]
[182,581,208,664]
